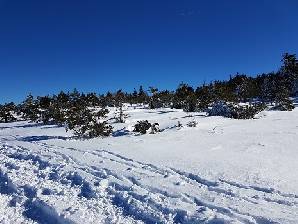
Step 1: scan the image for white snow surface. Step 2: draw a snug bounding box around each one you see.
[1,105,298,223]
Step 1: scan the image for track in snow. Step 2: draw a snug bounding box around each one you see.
[1,136,297,224]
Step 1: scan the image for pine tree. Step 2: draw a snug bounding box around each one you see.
[280,53,298,96]
[52,91,70,125]
[114,90,127,123]
[149,86,159,109]
[196,84,213,111]
[137,85,148,104]
[20,94,39,121]
[133,120,151,134]
[0,103,17,123]
[37,96,53,124]
[174,83,195,110]
[66,106,112,138]
[273,73,294,111]
[156,90,173,108]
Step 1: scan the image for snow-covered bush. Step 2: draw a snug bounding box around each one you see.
[133,120,160,134]
[177,121,183,128]
[149,123,160,134]
[66,108,112,138]
[208,101,232,117]
[0,103,17,123]
[271,99,295,111]
[230,103,266,119]
[208,101,266,119]
[186,120,198,127]
[114,105,125,123]
[133,120,152,134]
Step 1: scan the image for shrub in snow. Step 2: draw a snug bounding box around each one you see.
[186,120,198,127]
[0,103,17,123]
[208,101,232,117]
[208,101,266,119]
[20,94,39,122]
[177,121,183,128]
[230,103,266,119]
[133,120,152,134]
[114,103,128,123]
[271,98,295,111]
[66,107,112,138]
[149,123,160,134]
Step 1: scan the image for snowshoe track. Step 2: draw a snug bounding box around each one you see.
[0,138,297,224]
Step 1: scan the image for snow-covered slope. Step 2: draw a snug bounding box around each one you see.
[1,106,298,223]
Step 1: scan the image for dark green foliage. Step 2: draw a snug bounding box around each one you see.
[137,86,149,104]
[60,90,113,138]
[272,99,295,111]
[20,94,39,121]
[16,90,113,138]
[196,84,213,111]
[115,105,127,123]
[149,87,159,109]
[174,83,196,111]
[0,102,17,123]
[114,90,127,123]
[95,53,296,112]
[156,90,174,108]
[131,88,138,105]
[229,103,266,119]
[133,120,152,134]
[184,93,197,112]
[186,120,198,127]
[150,123,160,134]
[209,102,266,119]
[37,96,53,124]
[208,101,232,117]
[1,52,296,129]
[84,93,101,107]
[66,107,112,138]
[280,53,298,96]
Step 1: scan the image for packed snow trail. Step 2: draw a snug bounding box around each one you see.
[0,142,141,224]
[1,107,298,223]
[1,138,297,223]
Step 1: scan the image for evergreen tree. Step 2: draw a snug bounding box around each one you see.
[0,102,17,123]
[196,84,213,111]
[156,90,173,108]
[280,53,298,96]
[52,91,70,125]
[37,95,53,124]
[273,73,294,111]
[137,85,148,104]
[85,93,100,107]
[131,88,138,105]
[174,83,195,111]
[66,106,112,138]
[20,94,39,121]
[149,86,159,109]
[114,90,127,123]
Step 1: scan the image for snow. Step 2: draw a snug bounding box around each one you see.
[0,106,298,223]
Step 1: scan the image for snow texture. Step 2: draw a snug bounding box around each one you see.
[0,105,298,223]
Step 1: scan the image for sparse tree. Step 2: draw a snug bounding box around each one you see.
[0,102,17,123]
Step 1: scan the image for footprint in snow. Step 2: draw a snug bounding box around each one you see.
[175,181,186,186]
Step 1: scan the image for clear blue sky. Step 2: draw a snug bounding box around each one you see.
[0,0,298,103]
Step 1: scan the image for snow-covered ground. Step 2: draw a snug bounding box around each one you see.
[1,105,298,223]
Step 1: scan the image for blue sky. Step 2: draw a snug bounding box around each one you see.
[0,0,298,103]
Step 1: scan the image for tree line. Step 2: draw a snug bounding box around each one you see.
[0,53,297,138]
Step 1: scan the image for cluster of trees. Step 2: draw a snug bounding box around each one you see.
[0,102,17,123]
[0,90,112,138]
[99,53,298,113]
[0,53,297,137]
